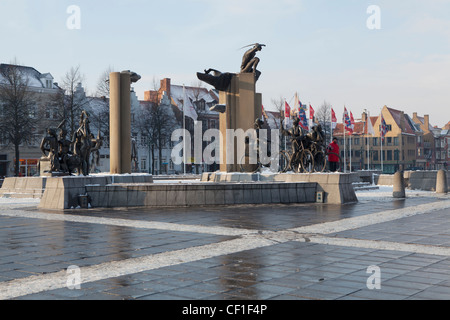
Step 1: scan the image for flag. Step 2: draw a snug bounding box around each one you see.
[298,107,309,131]
[284,101,291,129]
[350,111,355,131]
[309,105,315,121]
[285,101,291,118]
[183,86,198,121]
[331,108,337,129]
[367,115,375,136]
[343,107,353,135]
[380,114,388,142]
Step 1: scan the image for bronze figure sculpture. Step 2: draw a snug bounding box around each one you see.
[39,110,102,176]
[240,43,265,81]
[197,43,266,91]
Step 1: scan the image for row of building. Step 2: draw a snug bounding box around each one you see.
[0,63,448,177]
[330,108,450,173]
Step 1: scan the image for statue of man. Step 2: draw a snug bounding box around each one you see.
[58,127,72,173]
[240,43,265,80]
[40,128,60,172]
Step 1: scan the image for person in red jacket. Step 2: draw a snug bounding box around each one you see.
[327,137,340,172]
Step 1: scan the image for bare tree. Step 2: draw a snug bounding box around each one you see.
[316,100,332,143]
[54,65,90,137]
[271,96,285,127]
[96,66,114,98]
[137,101,175,175]
[0,62,39,176]
[89,67,114,142]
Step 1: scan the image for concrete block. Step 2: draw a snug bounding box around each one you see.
[186,185,206,206]
[231,185,244,205]
[250,184,262,204]
[167,185,187,206]
[261,184,272,204]
[270,186,281,204]
[436,170,448,194]
[279,184,290,203]
[288,184,298,203]
[393,171,406,198]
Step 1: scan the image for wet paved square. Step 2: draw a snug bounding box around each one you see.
[0,188,449,301]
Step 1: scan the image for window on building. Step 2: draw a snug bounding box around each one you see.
[373,151,378,161]
[394,137,399,146]
[373,138,378,146]
[196,100,206,111]
[387,137,392,146]
[141,157,147,171]
[387,150,392,161]
[394,150,400,161]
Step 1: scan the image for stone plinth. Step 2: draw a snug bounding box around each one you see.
[0,177,48,199]
[37,174,153,210]
[85,181,317,208]
[219,73,262,172]
[202,172,358,204]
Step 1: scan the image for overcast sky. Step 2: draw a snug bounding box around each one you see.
[1,0,449,127]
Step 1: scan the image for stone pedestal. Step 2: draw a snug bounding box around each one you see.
[39,157,51,176]
[393,171,406,198]
[436,170,448,194]
[219,73,262,172]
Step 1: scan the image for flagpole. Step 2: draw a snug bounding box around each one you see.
[183,85,186,175]
[350,134,352,173]
[330,106,333,144]
[343,109,347,173]
[367,111,370,171]
[380,112,384,173]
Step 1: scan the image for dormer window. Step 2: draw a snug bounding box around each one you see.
[46,80,52,88]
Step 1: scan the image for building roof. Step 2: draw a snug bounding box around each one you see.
[0,63,60,90]
[385,106,417,135]
[170,84,219,115]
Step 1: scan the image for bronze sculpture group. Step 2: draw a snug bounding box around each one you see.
[280,116,328,173]
[40,111,103,176]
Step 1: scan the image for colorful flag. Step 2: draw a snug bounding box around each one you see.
[331,108,337,129]
[350,111,355,131]
[343,107,353,135]
[284,101,291,129]
[380,114,388,142]
[298,107,309,131]
[310,105,315,121]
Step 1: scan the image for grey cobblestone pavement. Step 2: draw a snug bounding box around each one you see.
[0,187,449,302]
